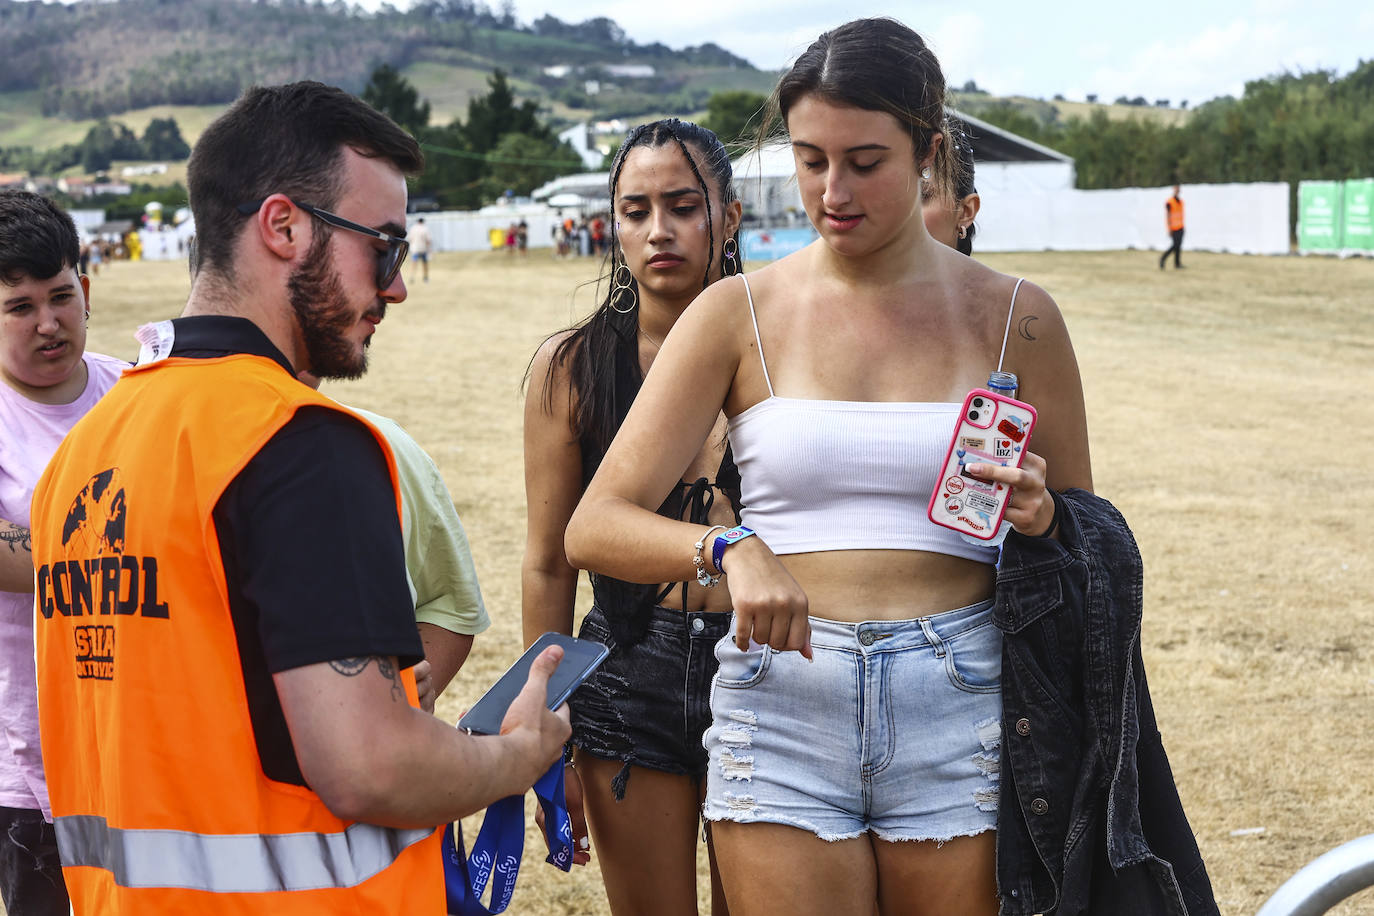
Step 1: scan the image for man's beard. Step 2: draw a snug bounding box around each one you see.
[287,231,383,380]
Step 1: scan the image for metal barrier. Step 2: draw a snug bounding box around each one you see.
[1256,834,1374,916]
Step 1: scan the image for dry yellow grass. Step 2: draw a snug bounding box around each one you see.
[58,248,1374,915]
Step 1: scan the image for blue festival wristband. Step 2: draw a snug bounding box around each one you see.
[712,525,756,574]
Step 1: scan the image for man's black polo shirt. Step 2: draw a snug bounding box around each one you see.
[169,316,422,786]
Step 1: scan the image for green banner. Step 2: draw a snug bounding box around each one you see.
[1341,178,1374,253]
[1297,181,1343,253]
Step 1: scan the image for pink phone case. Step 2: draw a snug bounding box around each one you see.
[926,388,1038,540]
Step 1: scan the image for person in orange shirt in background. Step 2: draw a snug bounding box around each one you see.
[1160,184,1185,269]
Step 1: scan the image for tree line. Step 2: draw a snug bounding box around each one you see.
[363,65,583,209]
[691,63,1374,199]
[970,63,1374,190]
[0,118,190,178]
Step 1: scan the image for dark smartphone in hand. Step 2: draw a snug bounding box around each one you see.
[457,632,609,735]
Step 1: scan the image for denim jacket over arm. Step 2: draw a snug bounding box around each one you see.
[993,488,1219,916]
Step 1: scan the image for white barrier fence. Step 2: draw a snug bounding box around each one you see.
[415,204,570,253]
[133,204,583,263]
[974,182,1291,256]
[134,181,1292,261]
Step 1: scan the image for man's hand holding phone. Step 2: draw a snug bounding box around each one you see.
[492,644,573,788]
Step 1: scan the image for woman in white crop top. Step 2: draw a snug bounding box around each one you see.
[568,18,1092,916]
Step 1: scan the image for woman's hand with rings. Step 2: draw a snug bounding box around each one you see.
[964,451,1057,537]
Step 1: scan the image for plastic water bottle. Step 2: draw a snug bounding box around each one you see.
[987,370,1018,399]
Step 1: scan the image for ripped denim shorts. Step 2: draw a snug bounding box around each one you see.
[569,604,731,799]
[701,599,1002,843]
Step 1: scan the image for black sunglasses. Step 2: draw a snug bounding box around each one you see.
[236,198,409,291]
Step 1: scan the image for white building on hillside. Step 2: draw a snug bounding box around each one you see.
[558,123,606,171]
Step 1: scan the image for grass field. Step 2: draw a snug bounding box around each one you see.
[53,248,1374,915]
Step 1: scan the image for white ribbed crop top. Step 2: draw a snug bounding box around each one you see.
[727,273,1022,565]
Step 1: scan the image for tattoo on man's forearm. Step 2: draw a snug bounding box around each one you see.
[328,655,406,702]
[0,526,31,554]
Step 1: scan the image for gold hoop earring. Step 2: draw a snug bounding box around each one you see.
[610,263,637,314]
[722,237,739,277]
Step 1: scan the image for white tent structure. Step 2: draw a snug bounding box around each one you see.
[532,172,610,214]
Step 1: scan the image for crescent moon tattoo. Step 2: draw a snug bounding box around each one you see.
[1018,315,1039,341]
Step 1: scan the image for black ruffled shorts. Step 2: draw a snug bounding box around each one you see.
[569,604,730,799]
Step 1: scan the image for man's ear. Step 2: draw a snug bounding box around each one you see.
[253,194,310,262]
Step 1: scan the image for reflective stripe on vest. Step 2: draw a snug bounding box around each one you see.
[56,814,434,893]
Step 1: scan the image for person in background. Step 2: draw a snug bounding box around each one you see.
[523,119,743,914]
[590,214,606,255]
[409,216,432,283]
[298,370,490,711]
[0,189,127,916]
[922,120,980,255]
[1160,183,1185,269]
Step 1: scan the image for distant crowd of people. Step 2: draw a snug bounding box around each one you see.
[551,214,609,258]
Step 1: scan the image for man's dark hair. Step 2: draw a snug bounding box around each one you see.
[187,81,424,279]
[0,190,80,286]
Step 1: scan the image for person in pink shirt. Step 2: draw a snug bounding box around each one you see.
[0,190,125,915]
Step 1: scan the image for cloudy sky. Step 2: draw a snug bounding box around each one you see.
[365,0,1371,107]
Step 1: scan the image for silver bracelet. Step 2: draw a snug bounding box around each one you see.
[693,525,729,587]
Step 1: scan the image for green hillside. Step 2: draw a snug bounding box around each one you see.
[0,0,778,152]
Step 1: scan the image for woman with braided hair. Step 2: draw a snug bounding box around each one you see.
[522,119,742,915]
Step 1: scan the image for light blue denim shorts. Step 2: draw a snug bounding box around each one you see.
[701,599,1002,843]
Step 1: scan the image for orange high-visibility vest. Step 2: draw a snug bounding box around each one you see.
[1166,196,1184,231]
[31,353,444,915]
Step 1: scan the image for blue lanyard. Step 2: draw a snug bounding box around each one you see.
[441,760,572,915]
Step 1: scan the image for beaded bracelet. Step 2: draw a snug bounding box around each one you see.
[693,525,729,587]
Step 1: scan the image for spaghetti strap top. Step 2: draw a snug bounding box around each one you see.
[725,273,1025,564]
[997,277,1025,373]
[742,274,776,397]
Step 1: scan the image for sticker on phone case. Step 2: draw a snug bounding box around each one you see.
[927,388,1038,542]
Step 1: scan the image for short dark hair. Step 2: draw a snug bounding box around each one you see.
[187,81,424,278]
[762,18,960,196]
[0,190,80,286]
